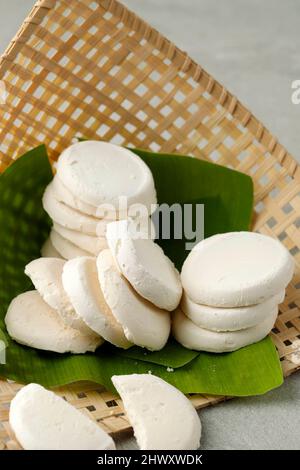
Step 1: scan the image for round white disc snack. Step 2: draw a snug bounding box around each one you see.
[50,229,91,260]
[10,383,115,450]
[41,237,63,258]
[172,307,278,353]
[53,223,107,256]
[101,216,156,241]
[52,174,155,220]
[181,290,285,331]
[52,174,100,217]
[97,250,171,351]
[43,184,99,235]
[112,374,201,450]
[106,220,182,311]
[56,140,157,213]
[62,257,131,349]
[25,257,92,333]
[181,232,294,307]
[5,291,103,354]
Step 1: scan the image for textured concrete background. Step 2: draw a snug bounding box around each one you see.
[125,0,300,161]
[0,0,300,450]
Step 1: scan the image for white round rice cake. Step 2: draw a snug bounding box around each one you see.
[56,140,157,213]
[25,257,92,333]
[62,256,131,349]
[97,249,171,351]
[53,223,107,256]
[51,175,101,217]
[10,384,115,450]
[181,290,285,331]
[172,306,278,353]
[43,183,99,235]
[5,291,103,354]
[106,219,181,311]
[112,374,201,450]
[52,174,146,220]
[181,232,294,307]
[41,237,63,259]
[50,229,91,260]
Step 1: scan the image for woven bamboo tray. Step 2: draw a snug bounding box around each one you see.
[0,0,300,450]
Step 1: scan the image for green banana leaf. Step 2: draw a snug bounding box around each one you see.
[0,145,283,396]
[118,340,200,368]
[0,338,281,396]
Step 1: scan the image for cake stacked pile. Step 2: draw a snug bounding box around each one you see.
[173,232,294,352]
[41,140,157,259]
[5,220,182,353]
[5,141,184,353]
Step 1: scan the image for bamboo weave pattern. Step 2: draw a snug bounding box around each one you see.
[0,0,299,448]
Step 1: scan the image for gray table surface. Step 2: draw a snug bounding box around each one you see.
[1,0,300,450]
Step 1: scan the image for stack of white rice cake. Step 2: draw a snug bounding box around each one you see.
[5,141,183,353]
[173,232,294,352]
[5,139,295,356]
[5,220,182,352]
[41,140,156,259]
